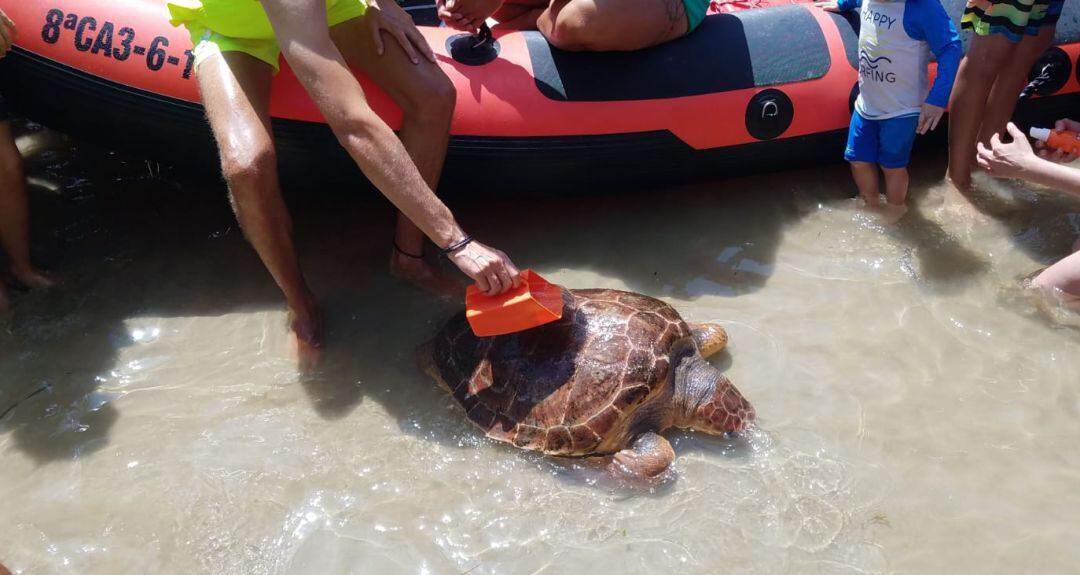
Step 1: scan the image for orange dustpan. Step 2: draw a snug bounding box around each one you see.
[466,269,564,337]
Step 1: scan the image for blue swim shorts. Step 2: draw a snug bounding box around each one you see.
[844,112,919,169]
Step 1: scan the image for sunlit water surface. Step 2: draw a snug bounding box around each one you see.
[2,124,1079,574]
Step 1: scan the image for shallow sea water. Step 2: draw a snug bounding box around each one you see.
[1,124,1079,574]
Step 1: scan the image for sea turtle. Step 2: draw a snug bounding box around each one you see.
[423,288,754,481]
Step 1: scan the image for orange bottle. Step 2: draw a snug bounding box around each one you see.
[1029,127,1080,155]
[465,269,565,337]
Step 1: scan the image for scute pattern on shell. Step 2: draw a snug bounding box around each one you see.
[432,289,692,456]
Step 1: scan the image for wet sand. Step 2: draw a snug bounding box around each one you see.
[2,124,1079,574]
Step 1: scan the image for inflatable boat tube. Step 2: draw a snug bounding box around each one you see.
[1,0,1079,196]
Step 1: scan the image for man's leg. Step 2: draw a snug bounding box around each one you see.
[197,51,321,345]
[0,121,52,290]
[978,26,1057,145]
[493,0,548,28]
[947,34,1017,190]
[537,0,688,52]
[330,16,460,294]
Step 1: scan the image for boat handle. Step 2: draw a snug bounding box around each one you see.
[761,100,779,119]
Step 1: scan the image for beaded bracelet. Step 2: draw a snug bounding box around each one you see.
[441,235,475,256]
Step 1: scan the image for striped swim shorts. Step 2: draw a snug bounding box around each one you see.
[961,0,1065,42]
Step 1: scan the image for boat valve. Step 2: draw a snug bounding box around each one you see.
[447,23,501,66]
[745,89,794,141]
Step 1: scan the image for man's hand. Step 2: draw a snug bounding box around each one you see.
[447,240,521,295]
[917,103,945,135]
[364,0,435,64]
[0,9,16,60]
[976,122,1039,179]
[1036,118,1080,163]
[812,1,843,12]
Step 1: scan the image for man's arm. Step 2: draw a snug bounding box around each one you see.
[260,0,520,294]
[977,123,1080,197]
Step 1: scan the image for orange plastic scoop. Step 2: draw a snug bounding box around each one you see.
[466,269,564,337]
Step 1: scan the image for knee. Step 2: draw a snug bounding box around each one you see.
[220,145,276,196]
[541,1,602,52]
[403,70,456,128]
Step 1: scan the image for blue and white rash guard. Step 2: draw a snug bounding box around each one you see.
[837,0,963,120]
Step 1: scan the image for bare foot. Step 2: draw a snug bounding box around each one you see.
[291,333,323,373]
[946,169,972,193]
[390,250,463,299]
[287,294,322,349]
[10,265,56,290]
[441,0,505,30]
[941,183,988,226]
[871,202,909,224]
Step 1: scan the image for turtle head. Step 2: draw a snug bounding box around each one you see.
[685,373,755,435]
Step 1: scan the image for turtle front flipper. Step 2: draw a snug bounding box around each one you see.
[607,432,675,482]
[690,322,728,359]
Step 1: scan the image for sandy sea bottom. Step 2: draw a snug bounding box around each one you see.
[1,126,1079,574]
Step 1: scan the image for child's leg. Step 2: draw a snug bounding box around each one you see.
[878,115,917,208]
[0,121,51,288]
[850,162,881,205]
[844,112,881,204]
[978,25,1057,145]
[947,34,1019,190]
[882,167,909,206]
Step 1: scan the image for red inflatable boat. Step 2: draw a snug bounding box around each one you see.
[1,0,1079,194]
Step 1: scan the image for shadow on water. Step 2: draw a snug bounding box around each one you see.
[891,167,992,291]
[0,124,994,469]
[983,179,1080,266]
[0,122,288,462]
[451,164,828,300]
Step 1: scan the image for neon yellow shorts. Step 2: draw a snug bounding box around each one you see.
[167,0,367,73]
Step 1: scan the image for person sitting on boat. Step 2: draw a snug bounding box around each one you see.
[819,0,961,216]
[0,8,55,313]
[976,120,1080,306]
[436,0,711,51]
[166,0,521,348]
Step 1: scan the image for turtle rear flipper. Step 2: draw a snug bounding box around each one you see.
[690,322,728,359]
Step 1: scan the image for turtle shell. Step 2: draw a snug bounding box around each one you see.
[429,288,693,456]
